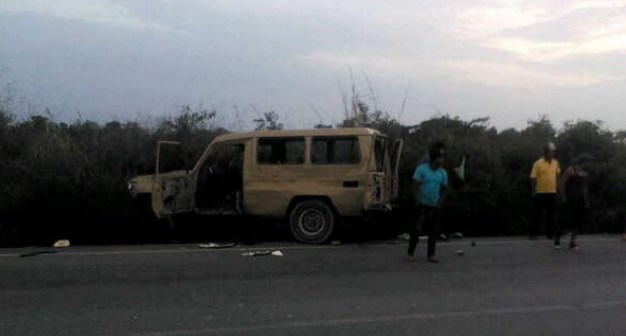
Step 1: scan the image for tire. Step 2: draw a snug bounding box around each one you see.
[289,200,335,244]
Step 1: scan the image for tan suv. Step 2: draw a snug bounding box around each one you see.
[129,127,402,244]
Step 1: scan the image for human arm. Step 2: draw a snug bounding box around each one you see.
[560,166,572,202]
[556,162,562,195]
[583,182,591,209]
[530,161,538,196]
[412,165,423,199]
[412,165,422,187]
[438,170,448,209]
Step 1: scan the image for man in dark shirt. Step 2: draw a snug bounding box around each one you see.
[561,154,592,249]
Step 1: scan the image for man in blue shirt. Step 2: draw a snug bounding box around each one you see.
[408,144,448,263]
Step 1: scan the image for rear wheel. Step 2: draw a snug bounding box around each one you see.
[289,200,335,244]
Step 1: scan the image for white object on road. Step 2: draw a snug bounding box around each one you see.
[242,249,284,257]
[456,249,465,256]
[398,233,410,241]
[198,242,236,249]
[53,240,70,248]
[271,250,284,257]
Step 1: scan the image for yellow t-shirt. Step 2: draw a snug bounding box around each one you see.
[530,158,561,194]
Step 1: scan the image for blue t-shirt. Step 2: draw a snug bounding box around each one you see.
[412,163,448,207]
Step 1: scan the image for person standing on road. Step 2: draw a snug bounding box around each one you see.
[408,144,448,263]
[561,154,593,250]
[417,141,450,241]
[530,142,561,247]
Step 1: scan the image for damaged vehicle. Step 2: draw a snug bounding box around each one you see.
[128,128,402,244]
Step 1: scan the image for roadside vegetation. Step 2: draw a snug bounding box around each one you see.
[2,80,626,246]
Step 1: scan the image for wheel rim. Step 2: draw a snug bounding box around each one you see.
[298,209,325,236]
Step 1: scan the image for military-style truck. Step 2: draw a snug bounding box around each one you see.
[129,127,402,244]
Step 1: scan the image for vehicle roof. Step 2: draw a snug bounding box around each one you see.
[213,127,385,142]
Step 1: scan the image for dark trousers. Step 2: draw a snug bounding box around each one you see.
[566,199,589,230]
[564,199,589,244]
[408,206,439,257]
[531,193,557,240]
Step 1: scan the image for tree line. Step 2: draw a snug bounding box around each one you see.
[2,96,626,246]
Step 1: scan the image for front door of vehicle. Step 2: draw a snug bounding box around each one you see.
[151,141,196,217]
[195,142,245,213]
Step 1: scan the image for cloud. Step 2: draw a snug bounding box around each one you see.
[296,52,423,73]
[449,0,626,62]
[0,0,171,32]
[437,60,620,88]
[2,0,626,128]
[299,50,620,88]
[489,33,626,62]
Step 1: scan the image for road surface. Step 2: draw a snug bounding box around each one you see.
[2,236,626,335]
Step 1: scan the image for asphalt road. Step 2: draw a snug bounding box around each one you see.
[2,236,626,336]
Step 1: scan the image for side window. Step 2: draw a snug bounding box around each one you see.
[203,143,245,175]
[311,137,361,164]
[257,138,305,164]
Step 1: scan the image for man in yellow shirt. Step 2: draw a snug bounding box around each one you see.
[530,142,561,246]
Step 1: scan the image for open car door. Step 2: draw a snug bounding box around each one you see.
[151,141,196,217]
[389,139,404,200]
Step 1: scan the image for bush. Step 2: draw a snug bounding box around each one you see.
[1,98,626,245]
[0,106,225,245]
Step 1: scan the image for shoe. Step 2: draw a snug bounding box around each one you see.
[427,257,439,263]
[553,244,562,250]
[407,256,416,262]
[569,243,579,250]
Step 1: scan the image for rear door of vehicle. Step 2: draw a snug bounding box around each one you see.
[389,139,404,200]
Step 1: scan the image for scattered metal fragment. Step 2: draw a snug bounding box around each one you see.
[198,242,237,249]
[53,240,70,248]
[242,249,284,257]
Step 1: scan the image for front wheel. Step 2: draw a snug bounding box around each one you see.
[289,200,335,244]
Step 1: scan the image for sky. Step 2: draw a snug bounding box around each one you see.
[1,0,626,130]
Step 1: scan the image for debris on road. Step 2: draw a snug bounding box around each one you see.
[242,250,269,257]
[271,250,284,257]
[242,249,284,257]
[456,249,465,256]
[198,242,237,249]
[397,233,410,241]
[471,241,477,247]
[53,240,70,248]
[19,250,58,258]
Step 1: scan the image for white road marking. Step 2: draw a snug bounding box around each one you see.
[0,245,340,258]
[0,236,619,258]
[121,300,626,336]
